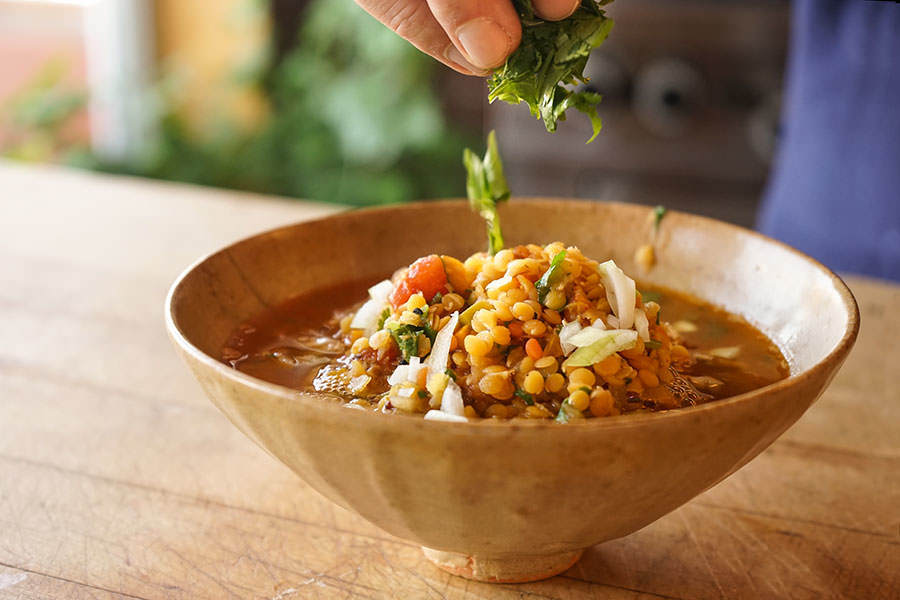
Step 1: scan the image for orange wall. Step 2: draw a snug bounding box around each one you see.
[154,0,270,131]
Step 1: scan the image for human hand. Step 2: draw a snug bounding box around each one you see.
[355,0,581,75]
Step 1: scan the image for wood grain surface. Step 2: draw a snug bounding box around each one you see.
[0,161,897,600]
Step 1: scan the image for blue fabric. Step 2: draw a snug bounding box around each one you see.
[759,0,900,281]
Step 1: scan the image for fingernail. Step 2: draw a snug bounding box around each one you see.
[445,45,489,75]
[535,0,580,21]
[456,17,512,70]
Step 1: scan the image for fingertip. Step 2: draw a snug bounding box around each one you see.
[444,45,490,76]
[533,0,580,22]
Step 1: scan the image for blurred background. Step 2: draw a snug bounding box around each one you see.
[0,0,787,225]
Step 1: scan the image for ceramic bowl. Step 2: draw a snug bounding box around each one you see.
[165,199,858,583]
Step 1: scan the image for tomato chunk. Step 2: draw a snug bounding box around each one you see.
[389,254,448,309]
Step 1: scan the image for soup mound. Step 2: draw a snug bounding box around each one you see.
[223,243,788,422]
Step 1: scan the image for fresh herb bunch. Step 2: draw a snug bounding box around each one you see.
[488,0,614,143]
[463,130,510,255]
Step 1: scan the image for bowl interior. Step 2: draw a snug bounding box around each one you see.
[170,198,856,380]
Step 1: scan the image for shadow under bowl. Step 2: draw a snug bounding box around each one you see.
[165,199,858,583]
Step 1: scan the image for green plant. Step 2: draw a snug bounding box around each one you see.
[90,0,471,205]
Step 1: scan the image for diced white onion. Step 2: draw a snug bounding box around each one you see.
[397,386,415,398]
[558,320,584,355]
[349,279,394,334]
[562,329,638,368]
[424,311,459,376]
[440,379,465,416]
[387,355,425,385]
[424,410,468,423]
[709,346,741,359]
[597,260,636,330]
[634,309,650,342]
[348,375,371,393]
[566,324,609,348]
[673,320,698,333]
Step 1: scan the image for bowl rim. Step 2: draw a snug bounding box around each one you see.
[165,197,860,433]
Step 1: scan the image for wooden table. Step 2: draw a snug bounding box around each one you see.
[1,161,897,600]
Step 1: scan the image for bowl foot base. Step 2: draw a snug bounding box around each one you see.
[421,546,583,583]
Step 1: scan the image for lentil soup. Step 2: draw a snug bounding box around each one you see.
[223,243,788,422]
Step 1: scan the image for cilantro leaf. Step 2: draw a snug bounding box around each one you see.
[388,324,421,362]
[653,205,667,231]
[514,389,535,405]
[464,130,510,255]
[488,1,614,142]
[535,250,567,304]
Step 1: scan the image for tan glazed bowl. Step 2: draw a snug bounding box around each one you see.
[165,199,859,583]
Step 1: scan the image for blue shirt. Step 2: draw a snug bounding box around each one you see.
[759,0,900,281]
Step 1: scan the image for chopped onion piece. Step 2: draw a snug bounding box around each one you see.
[425,311,459,376]
[348,375,371,393]
[634,309,650,342]
[349,279,393,334]
[440,379,465,416]
[387,356,425,385]
[558,320,584,355]
[397,386,415,398]
[709,346,741,359]
[673,320,698,333]
[597,260,636,330]
[424,410,468,423]
[566,324,614,348]
[563,330,638,368]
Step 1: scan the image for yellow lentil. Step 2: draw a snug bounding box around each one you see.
[545,372,566,393]
[523,319,547,337]
[350,337,369,354]
[638,369,660,388]
[534,355,557,371]
[485,403,508,418]
[491,325,511,346]
[512,302,535,321]
[523,370,544,395]
[464,334,491,357]
[543,289,566,311]
[568,390,590,411]
[568,368,596,388]
[589,389,614,417]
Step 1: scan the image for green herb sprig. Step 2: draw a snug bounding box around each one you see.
[463,131,510,255]
[488,1,614,143]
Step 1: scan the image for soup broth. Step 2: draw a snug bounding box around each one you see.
[223,279,789,415]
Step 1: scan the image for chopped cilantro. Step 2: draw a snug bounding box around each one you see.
[488,1,614,142]
[535,250,567,304]
[387,323,422,362]
[640,290,661,303]
[417,390,428,399]
[377,307,391,330]
[580,386,592,394]
[656,310,661,325]
[515,389,535,405]
[432,292,443,304]
[645,340,662,349]
[653,205,667,231]
[444,368,457,381]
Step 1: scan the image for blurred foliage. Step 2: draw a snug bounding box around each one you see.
[0,59,86,162]
[2,0,471,205]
